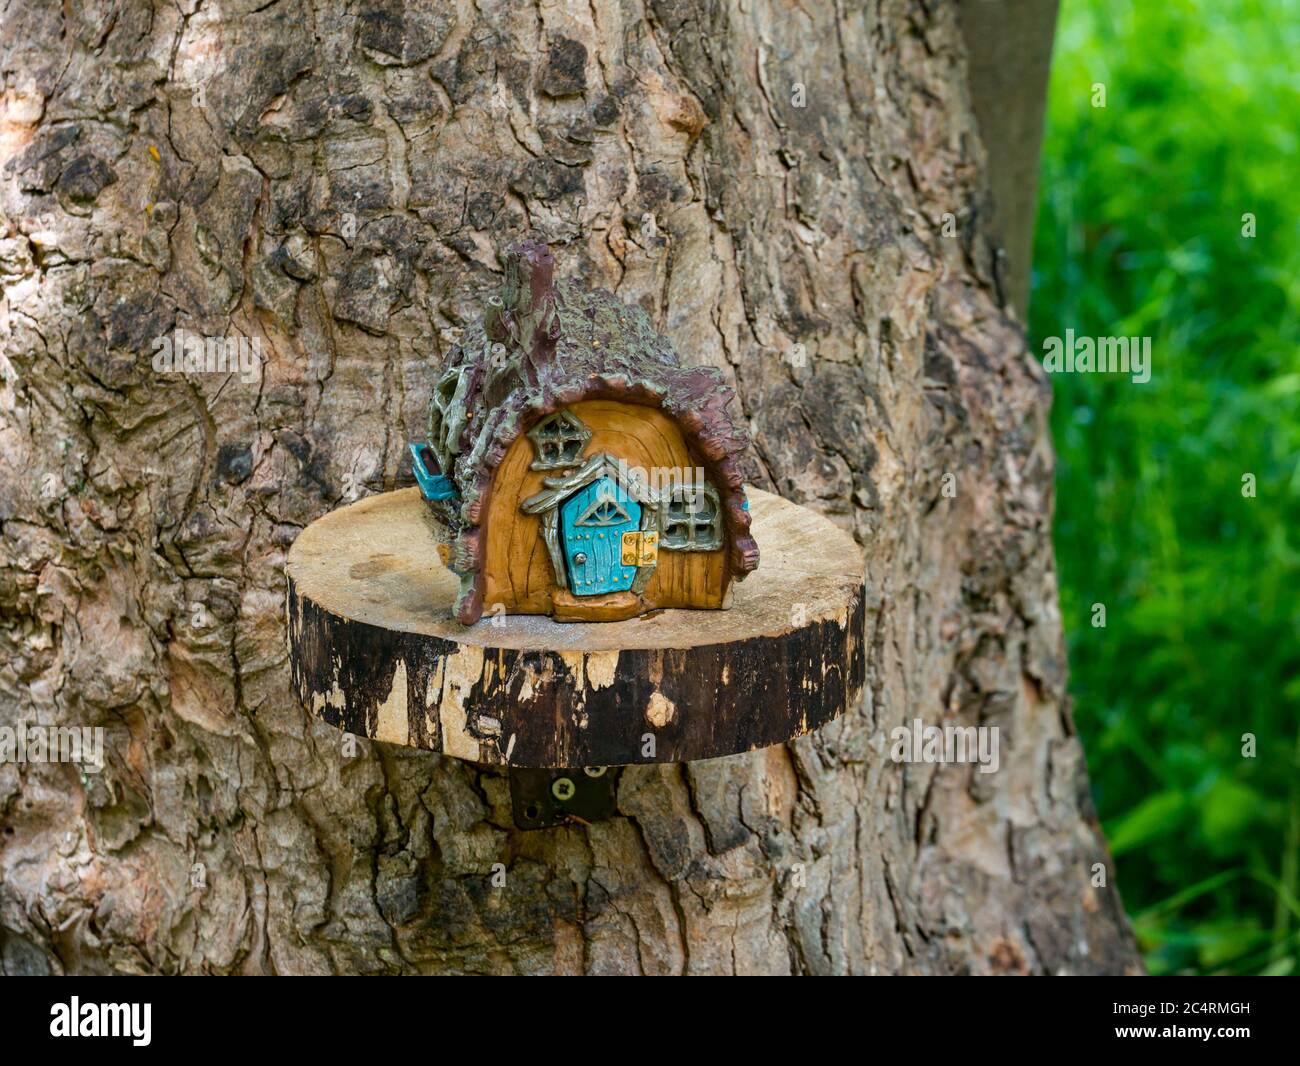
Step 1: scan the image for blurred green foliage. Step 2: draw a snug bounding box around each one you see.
[1030,0,1300,974]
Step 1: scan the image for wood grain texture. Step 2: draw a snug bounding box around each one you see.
[288,488,862,766]
[550,588,641,621]
[480,399,728,617]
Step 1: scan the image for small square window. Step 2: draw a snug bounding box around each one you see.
[659,482,722,551]
[527,410,591,470]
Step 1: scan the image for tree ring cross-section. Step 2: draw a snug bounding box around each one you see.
[287,487,866,767]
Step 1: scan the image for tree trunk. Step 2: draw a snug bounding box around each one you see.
[957,0,1059,318]
[0,0,1139,975]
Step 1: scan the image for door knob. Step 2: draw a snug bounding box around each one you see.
[573,552,588,565]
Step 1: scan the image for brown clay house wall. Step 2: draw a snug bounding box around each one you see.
[481,398,728,618]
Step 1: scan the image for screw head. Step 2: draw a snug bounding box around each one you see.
[583,766,607,778]
[551,777,576,801]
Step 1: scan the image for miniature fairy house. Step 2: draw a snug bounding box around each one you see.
[411,241,759,624]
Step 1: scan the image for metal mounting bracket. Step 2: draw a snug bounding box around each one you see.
[509,766,621,830]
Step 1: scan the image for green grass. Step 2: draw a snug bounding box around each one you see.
[1030,0,1300,974]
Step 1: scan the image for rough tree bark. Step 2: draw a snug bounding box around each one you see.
[0,0,1140,974]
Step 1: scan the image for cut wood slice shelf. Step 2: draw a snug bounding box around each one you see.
[287,487,866,768]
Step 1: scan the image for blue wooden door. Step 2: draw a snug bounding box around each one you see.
[560,477,641,595]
